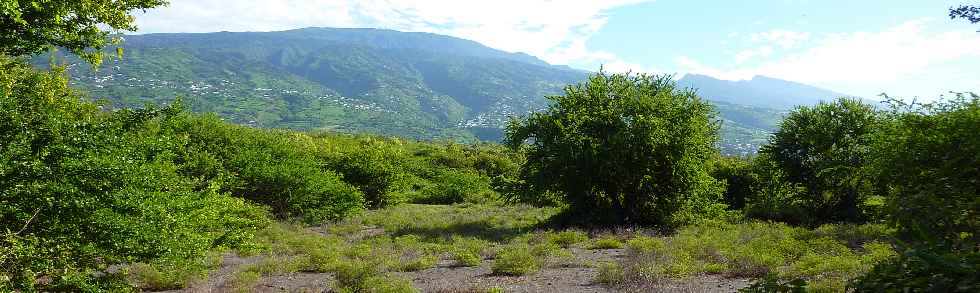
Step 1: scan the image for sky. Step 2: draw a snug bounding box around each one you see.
[133,0,980,100]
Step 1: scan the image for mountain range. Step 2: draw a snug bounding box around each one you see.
[37,27,855,155]
[676,74,856,109]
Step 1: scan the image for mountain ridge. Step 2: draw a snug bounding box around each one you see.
[44,27,852,155]
[678,73,858,109]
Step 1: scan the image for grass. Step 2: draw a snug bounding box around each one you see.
[151,203,898,292]
[491,244,540,275]
[612,222,896,292]
[589,236,625,249]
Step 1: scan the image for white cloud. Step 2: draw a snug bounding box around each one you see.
[734,46,773,64]
[134,0,653,68]
[680,20,980,88]
[749,29,810,49]
[134,0,357,33]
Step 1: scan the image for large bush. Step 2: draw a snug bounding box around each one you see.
[759,98,880,224]
[0,58,269,291]
[160,114,366,223]
[504,72,724,225]
[869,95,979,251]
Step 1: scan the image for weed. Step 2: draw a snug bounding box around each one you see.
[452,249,483,267]
[549,230,589,248]
[589,236,624,249]
[626,235,667,254]
[594,262,624,284]
[491,244,540,276]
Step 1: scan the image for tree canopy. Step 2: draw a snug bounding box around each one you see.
[0,0,168,64]
[759,98,880,224]
[950,4,980,24]
[504,72,724,225]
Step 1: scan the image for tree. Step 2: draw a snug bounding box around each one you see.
[760,98,880,224]
[950,4,980,25]
[504,72,724,225]
[0,0,168,65]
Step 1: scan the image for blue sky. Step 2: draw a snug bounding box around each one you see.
[134,0,980,100]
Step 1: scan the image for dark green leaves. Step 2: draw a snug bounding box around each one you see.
[505,72,723,225]
[0,0,169,65]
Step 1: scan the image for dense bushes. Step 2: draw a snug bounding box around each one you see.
[869,95,979,251]
[505,72,724,225]
[162,114,366,222]
[0,57,270,291]
[849,249,980,292]
[0,57,518,291]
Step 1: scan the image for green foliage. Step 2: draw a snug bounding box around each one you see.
[869,95,980,251]
[740,274,808,293]
[615,222,895,291]
[505,71,724,225]
[589,237,624,250]
[0,0,168,65]
[594,262,624,284]
[760,98,880,224]
[416,170,495,204]
[849,248,980,293]
[491,244,540,276]
[161,113,366,223]
[742,154,809,223]
[321,139,407,208]
[711,156,756,210]
[0,57,269,291]
[548,230,589,248]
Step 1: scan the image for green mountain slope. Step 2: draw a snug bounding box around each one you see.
[41,27,789,154]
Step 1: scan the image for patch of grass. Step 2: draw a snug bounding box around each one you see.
[611,222,897,291]
[334,261,383,292]
[594,262,624,284]
[125,254,219,290]
[358,275,420,293]
[344,204,559,242]
[242,256,310,276]
[399,254,439,271]
[589,236,624,249]
[491,244,540,276]
[626,235,667,254]
[229,270,260,293]
[548,230,589,248]
[451,249,483,267]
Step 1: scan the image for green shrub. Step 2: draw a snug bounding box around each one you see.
[740,273,807,293]
[359,276,419,293]
[452,249,483,267]
[849,249,980,293]
[415,170,495,204]
[594,262,624,284]
[549,230,590,248]
[491,244,540,276]
[870,95,979,251]
[322,141,408,208]
[162,115,365,223]
[589,237,624,249]
[0,58,270,291]
[399,255,438,272]
[626,236,667,254]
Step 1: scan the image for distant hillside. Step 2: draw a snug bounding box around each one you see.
[677,74,856,109]
[39,27,817,155]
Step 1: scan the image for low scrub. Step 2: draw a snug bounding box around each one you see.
[614,222,896,292]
